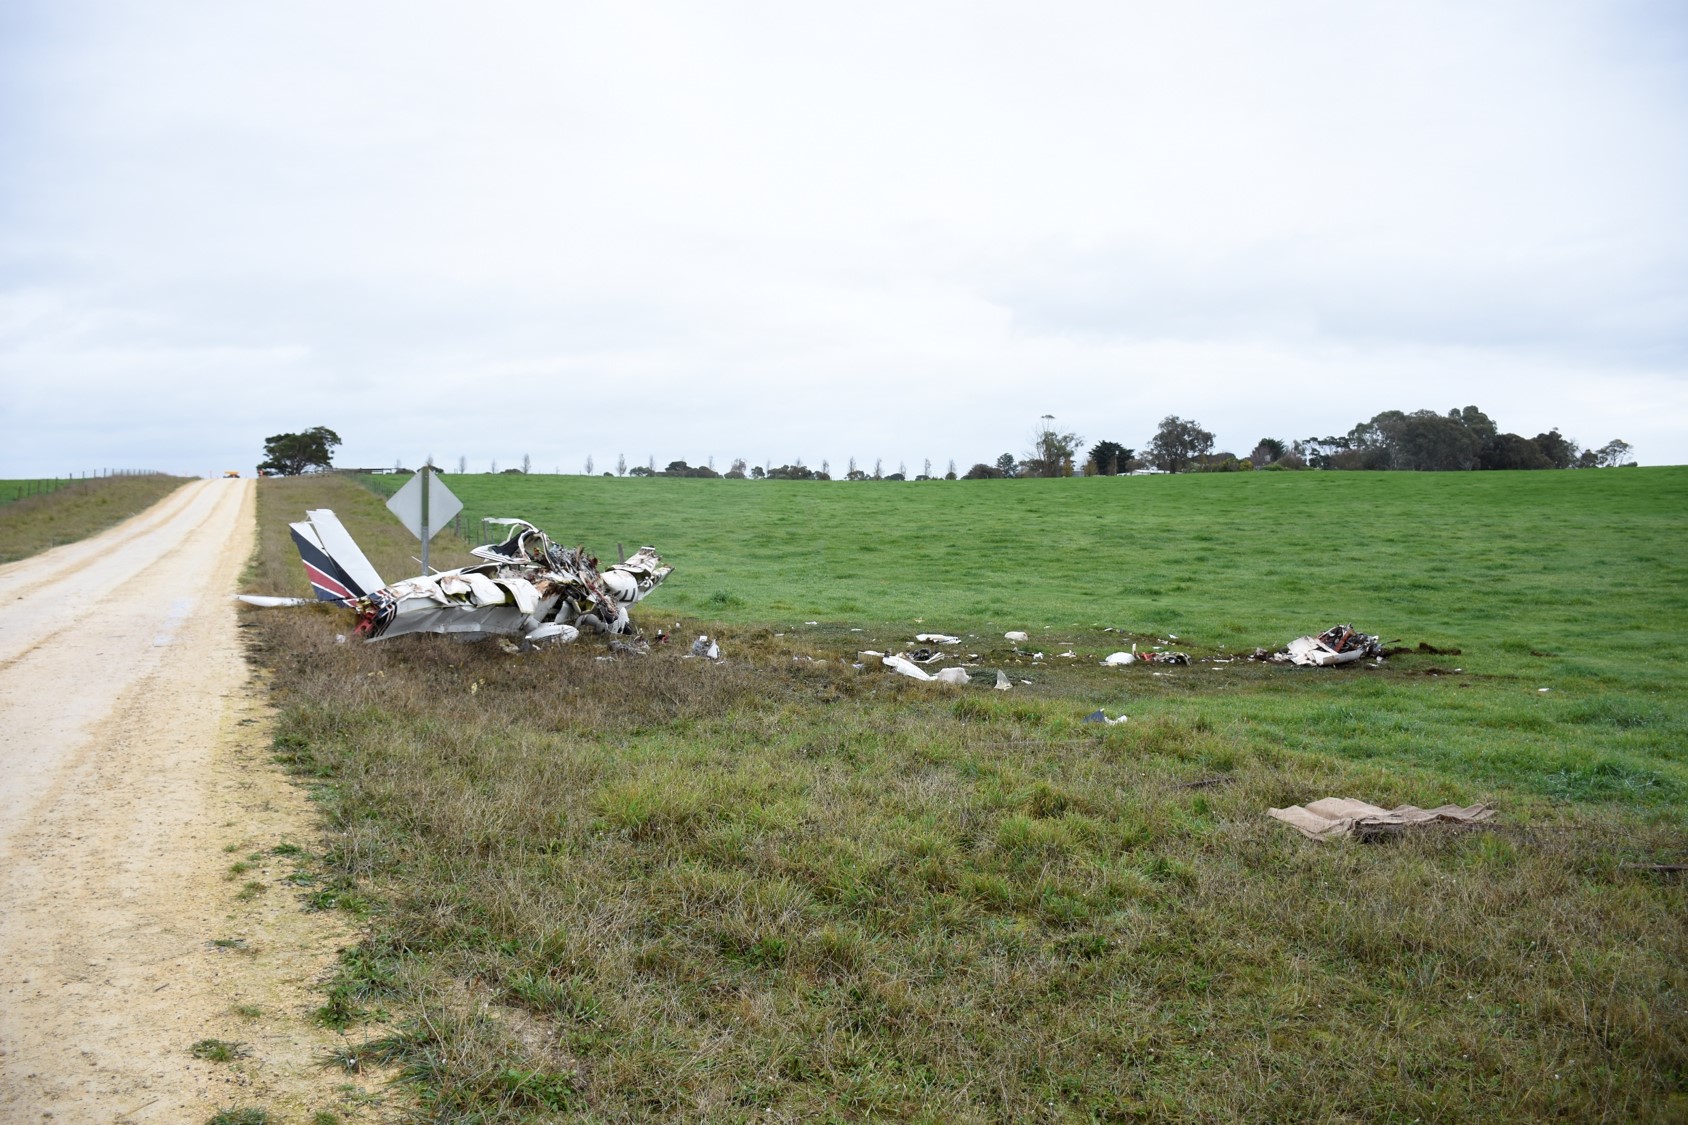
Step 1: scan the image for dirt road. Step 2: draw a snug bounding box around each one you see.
[0,479,386,1122]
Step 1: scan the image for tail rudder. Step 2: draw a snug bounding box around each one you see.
[290,509,386,603]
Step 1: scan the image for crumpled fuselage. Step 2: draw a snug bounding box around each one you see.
[353,520,670,643]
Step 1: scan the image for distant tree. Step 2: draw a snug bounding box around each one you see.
[821,459,830,476]
[707,454,716,471]
[259,427,341,476]
[1393,411,1483,471]
[749,465,765,479]
[1025,420,1082,477]
[627,465,655,477]
[725,468,747,479]
[847,456,857,477]
[884,472,905,481]
[457,455,467,474]
[1594,439,1633,467]
[425,453,436,469]
[1532,430,1579,469]
[994,452,1019,478]
[1477,434,1552,470]
[1087,440,1132,476]
[617,454,627,477]
[583,455,593,475]
[923,458,932,479]
[491,459,498,473]
[665,460,690,474]
[1248,438,1286,465]
[768,464,818,480]
[947,459,957,478]
[873,458,883,480]
[1451,405,1497,445]
[648,456,656,472]
[897,461,907,478]
[522,453,532,474]
[730,458,747,475]
[964,462,1005,479]
[845,467,867,481]
[1146,416,1214,473]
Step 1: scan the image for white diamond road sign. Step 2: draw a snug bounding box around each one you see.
[386,467,462,543]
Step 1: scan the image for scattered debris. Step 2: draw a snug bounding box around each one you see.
[1083,709,1128,725]
[1261,625,1384,667]
[994,670,1012,691]
[1268,798,1494,841]
[884,654,967,684]
[690,635,721,660]
[1004,631,1029,642]
[915,633,961,644]
[1106,646,1189,666]
[1175,776,1232,790]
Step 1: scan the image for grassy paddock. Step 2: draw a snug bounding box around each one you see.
[253,471,1687,1122]
[0,473,191,563]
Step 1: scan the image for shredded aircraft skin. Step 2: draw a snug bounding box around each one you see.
[282,510,670,644]
[354,521,671,642]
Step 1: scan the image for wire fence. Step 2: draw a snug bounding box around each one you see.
[0,470,169,505]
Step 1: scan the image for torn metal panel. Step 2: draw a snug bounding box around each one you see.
[1269,799,1493,841]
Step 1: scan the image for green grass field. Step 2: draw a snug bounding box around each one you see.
[250,469,1686,1122]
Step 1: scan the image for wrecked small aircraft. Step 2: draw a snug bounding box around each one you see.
[241,510,670,645]
[1262,624,1384,667]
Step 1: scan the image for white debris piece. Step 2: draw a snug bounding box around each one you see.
[884,654,933,680]
[915,633,961,644]
[690,635,721,660]
[1005,631,1029,642]
[995,670,1012,691]
[931,668,969,685]
[1102,652,1135,666]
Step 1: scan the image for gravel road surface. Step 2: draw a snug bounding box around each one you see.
[0,478,390,1122]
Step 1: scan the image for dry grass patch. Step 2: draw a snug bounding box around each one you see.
[0,473,189,562]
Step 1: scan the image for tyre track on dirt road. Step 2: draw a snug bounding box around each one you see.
[0,479,393,1122]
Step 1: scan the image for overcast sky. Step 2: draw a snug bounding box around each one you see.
[3,1,1685,477]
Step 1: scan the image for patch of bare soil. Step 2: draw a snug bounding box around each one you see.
[0,480,399,1123]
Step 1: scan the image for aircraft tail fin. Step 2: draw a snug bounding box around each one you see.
[289,509,386,603]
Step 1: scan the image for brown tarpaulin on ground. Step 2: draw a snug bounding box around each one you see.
[1268,797,1494,840]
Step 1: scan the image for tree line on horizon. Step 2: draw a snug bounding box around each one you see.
[258,408,1635,479]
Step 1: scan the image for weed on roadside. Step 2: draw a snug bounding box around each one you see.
[191,1038,251,1063]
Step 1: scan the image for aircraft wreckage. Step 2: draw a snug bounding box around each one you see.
[240,509,670,645]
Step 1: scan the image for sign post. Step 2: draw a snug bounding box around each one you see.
[385,467,463,573]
